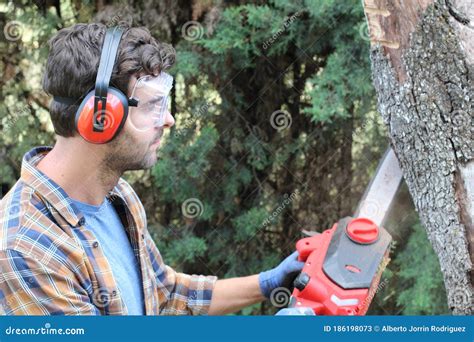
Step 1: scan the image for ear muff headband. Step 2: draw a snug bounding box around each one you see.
[93,26,123,133]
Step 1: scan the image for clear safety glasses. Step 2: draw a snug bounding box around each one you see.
[128,72,174,131]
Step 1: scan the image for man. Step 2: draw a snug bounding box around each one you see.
[0,23,303,315]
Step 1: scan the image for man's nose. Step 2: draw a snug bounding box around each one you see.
[162,110,175,128]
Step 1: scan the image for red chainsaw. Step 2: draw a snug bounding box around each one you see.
[277,147,403,316]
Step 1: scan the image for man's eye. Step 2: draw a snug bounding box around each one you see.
[142,103,156,111]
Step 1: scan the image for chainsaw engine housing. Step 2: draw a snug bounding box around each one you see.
[289,216,391,315]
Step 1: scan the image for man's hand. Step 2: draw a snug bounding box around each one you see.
[207,251,304,315]
[258,251,305,298]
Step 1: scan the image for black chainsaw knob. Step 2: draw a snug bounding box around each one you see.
[293,272,310,291]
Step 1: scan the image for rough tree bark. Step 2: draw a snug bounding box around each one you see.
[363,0,473,314]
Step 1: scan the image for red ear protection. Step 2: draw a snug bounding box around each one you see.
[53,26,137,144]
[75,88,128,144]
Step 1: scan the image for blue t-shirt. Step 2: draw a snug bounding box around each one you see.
[70,197,145,315]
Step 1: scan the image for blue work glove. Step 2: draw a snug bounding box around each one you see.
[258,251,305,298]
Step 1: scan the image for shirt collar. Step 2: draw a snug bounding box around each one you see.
[20,146,126,228]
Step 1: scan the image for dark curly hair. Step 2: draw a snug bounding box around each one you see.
[42,22,176,137]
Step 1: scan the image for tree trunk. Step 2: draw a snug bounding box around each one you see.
[362,0,473,314]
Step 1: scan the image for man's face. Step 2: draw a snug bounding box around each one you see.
[102,73,175,173]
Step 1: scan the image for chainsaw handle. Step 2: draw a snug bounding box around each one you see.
[296,223,339,261]
[296,237,316,261]
[295,232,326,261]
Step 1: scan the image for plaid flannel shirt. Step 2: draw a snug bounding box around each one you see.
[0,146,217,315]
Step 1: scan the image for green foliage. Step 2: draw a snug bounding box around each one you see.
[395,223,450,314]
[232,207,269,242]
[0,0,450,315]
[166,235,208,264]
